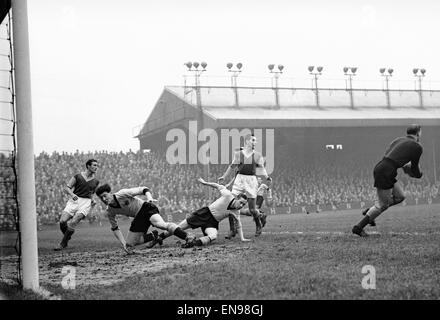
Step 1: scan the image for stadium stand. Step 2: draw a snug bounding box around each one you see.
[0,149,438,228]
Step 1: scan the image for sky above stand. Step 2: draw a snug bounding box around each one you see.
[24,0,440,154]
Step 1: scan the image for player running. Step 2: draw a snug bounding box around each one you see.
[219,134,272,237]
[95,183,192,254]
[352,124,424,237]
[148,178,250,249]
[54,159,100,251]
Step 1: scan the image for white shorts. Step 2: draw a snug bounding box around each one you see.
[231,174,258,199]
[63,197,92,217]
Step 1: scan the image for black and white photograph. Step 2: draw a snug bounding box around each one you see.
[1,0,440,307]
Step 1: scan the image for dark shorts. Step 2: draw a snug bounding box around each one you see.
[256,195,264,208]
[186,207,219,233]
[373,158,398,190]
[129,202,160,233]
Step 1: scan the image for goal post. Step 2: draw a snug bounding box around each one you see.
[11,0,39,290]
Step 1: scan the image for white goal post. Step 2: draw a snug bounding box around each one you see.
[12,0,39,290]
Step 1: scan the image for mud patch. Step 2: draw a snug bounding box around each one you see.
[1,244,250,288]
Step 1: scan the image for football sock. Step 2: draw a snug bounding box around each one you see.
[366,205,384,221]
[173,227,188,240]
[61,227,75,244]
[143,232,155,243]
[196,236,211,246]
[59,221,68,234]
[357,216,371,229]
[228,215,236,231]
[158,232,169,240]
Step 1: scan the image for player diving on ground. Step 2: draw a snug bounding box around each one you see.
[147,177,250,249]
[95,184,192,253]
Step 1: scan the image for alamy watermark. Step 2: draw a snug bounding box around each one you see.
[61,266,76,290]
[165,121,274,175]
[361,265,376,290]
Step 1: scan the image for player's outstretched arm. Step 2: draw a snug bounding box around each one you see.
[224,177,236,189]
[235,214,250,242]
[108,214,131,254]
[112,228,131,253]
[197,178,223,190]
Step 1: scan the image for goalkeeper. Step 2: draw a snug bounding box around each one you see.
[352,124,424,237]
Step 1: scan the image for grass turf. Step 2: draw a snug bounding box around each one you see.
[1,203,439,299]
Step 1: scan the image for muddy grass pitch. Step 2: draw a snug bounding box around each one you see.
[1,204,440,299]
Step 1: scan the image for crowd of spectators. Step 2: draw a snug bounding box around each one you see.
[1,150,439,229]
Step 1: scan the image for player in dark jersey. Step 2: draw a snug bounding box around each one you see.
[352,124,424,237]
[54,159,100,250]
[219,134,272,237]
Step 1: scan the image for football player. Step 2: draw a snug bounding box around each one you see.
[96,183,191,253]
[219,134,271,237]
[230,176,272,232]
[54,159,100,251]
[352,124,424,237]
[148,178,250,248]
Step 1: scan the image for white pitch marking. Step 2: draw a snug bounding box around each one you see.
[262,230,438,236]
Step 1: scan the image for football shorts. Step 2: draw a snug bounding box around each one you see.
[63,197,92,217]
[232,174,258,199]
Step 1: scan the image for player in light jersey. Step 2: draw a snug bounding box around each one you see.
[54,159,100,251]
[95,183,192,254]
[219,134,272,237]
[149,178,250,248]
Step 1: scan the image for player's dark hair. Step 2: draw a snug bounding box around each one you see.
[86,158,98,168]
[96,183,111,196]
[237,193,248,201]
[407,124,421,136]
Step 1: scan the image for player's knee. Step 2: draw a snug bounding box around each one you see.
[166,223,178,234]
[250,208,260,217]
[150,217,167,230]
[67,220,78,229]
